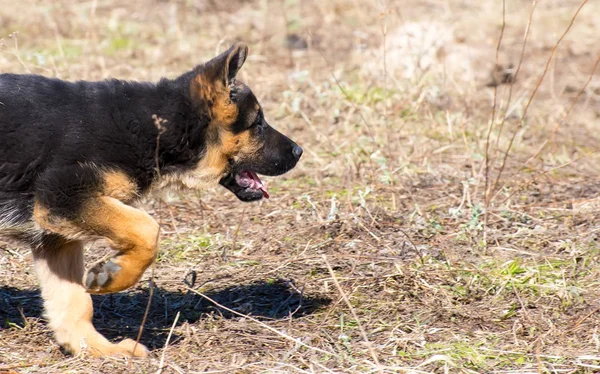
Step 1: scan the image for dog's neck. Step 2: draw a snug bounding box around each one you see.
[102,71,212,192]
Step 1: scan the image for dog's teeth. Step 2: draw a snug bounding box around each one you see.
[235,173,251,187]
[235,170,269,197]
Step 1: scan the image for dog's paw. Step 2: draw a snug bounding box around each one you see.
[115,338,150,358]
[87,338,150,358]
[85,260,121,293]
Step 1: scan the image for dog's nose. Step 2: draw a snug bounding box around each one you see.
[292,144,303,161]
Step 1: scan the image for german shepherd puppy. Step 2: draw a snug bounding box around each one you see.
[0,43,302,357]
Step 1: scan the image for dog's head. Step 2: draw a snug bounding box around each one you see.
[189,43,302,201]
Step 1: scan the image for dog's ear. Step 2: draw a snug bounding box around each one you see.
[200,42,248,88]
[192,43,248,124]
[224,42,248,83]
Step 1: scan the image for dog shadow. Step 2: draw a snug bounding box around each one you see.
[0,279,331,350]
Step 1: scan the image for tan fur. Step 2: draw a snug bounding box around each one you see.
[193,75,239,127]
[32,192,158,356]
[211,92,239,126]
[175,44,258,191]
[159,128,261,191]
[80,196,160,294]
[149,94,261,192]
[101,170,138,201]
[33,240,148,357]
[34,196,159,294]
[33,168,141,239]
[191,74,218,108]
[33,203,91,240]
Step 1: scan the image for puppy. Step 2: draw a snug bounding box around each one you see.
[0,42,302,357]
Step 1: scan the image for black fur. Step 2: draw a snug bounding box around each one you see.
[0,73,202,226]
[0,44,302,247]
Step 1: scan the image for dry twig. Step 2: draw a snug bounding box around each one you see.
[491,0,590,199]
[322,255,382,372]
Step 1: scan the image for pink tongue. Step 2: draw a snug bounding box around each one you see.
[235,171,270,199]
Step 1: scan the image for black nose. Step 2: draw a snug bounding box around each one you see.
[292,144,303,161]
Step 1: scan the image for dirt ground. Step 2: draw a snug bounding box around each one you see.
[1,0,600,373]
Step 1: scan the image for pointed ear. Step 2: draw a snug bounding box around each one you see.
[191,43,249,124]
[224,42,248,82]
[202,42,248,86]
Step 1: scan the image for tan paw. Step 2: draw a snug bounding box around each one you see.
[88,338,149,358]
[115,338,150,358]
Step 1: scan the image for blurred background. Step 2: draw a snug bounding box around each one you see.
[2,1,600,372]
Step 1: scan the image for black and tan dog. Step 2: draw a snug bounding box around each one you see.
[0,42,302,357]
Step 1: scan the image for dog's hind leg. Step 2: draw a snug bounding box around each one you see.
[33,239,149,357]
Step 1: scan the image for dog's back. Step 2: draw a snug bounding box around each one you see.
[0,74,166,237]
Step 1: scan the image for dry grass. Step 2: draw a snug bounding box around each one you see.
[2,0,600,372]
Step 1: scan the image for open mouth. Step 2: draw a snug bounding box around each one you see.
[235,171,270,198]
[219,170,270,202]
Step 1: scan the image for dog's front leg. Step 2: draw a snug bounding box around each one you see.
[79,196,160,294]
[35,195,160,294]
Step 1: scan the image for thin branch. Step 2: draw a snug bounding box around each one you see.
[322,255,382,372]
[157,311,181,374]
[483,0,506,243]
[494,0,538,150]
[163,203,182,240]
[185,286,338,358]
[570,304,600,332]
[153,114,168,179]
[491,0,590,199]
[132,114,168,359]
[8,32,31,73]
[132,262,155,359]
[524,53,600,164]
[379,3,390,139]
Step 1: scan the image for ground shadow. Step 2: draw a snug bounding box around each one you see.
[0,279,331,350]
